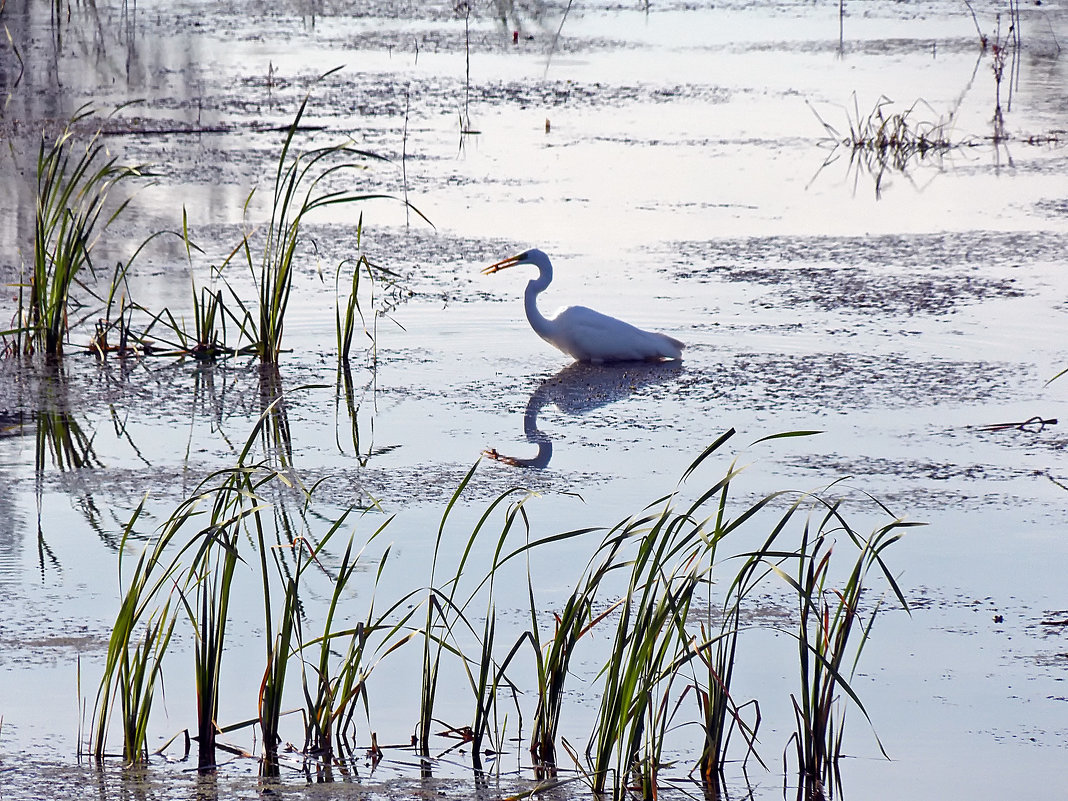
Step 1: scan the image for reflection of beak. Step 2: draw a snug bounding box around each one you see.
[482,447,522,466]
[482,253,525,275]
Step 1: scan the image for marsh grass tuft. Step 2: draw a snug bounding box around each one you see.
[298,531,420,762]
[810,94,958,196]
[20,104,148,357]
[244,82,427,365]
[19,90,425,365]
[772,495,916,801]
[526,524,619,769]
[90,498,177,764]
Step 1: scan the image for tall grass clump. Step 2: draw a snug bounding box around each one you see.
[333,231,407,369]
[176,474,250,771]
[774,496,916,801]
[297,532,420,764]
[242,84,421,364]
[462,495,539,770]
[250,490,396,775]
[413,463,554,771]
[21,105,147,357]
[580,432,758,797]
[585,503,709,798]
[526,523,619,769]
[91,463,268,767]
[682,431,845,792]
[90,413,303,769]
[809,94,956,196]
[89,498,178,764]
[417,464,508,757]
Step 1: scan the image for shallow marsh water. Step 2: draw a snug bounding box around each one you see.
[1,0,1067,798]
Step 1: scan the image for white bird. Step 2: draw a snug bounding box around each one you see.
[482,249,684,363]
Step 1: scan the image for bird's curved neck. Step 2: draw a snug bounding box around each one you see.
[524,277,555,340]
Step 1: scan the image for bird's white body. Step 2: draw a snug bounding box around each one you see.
[484,248,684,364]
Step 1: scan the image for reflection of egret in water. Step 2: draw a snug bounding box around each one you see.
[484,360,684,469]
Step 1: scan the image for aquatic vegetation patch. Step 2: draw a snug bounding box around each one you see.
[0,92,425,367]
[81,422,913,801]
[6,105,150,358]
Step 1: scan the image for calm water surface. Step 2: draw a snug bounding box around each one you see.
[1,1,1067,798]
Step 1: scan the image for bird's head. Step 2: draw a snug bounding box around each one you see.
[482,248,549,276]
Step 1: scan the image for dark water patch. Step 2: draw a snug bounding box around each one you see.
[0,590,112,667]
[476,78,731,109]
[589,133,807,150]
[674,351,1021,412]
[786,452,1032,485]
[664,231,1063,315]
[746,265,1022,316]
[1036,198,1068,218]
[306,458,608,510]
[949,150,1068,177]
[112,130,297,186]
[0,758,556,801]
[284,71,734,123]
[670,230,1066,272]
[0,628,110,668]
[739,36,981,57]
[326,25,628,58]
[290,224,520,301]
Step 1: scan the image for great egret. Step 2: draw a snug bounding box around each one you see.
[482,249,685,363]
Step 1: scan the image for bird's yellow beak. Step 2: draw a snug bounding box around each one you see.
[481,253,525,275]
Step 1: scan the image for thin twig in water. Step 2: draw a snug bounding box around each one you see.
[545,0,574,78]
[961,0,987,47]
[975,416,1057,432]
[403,85,411,229]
